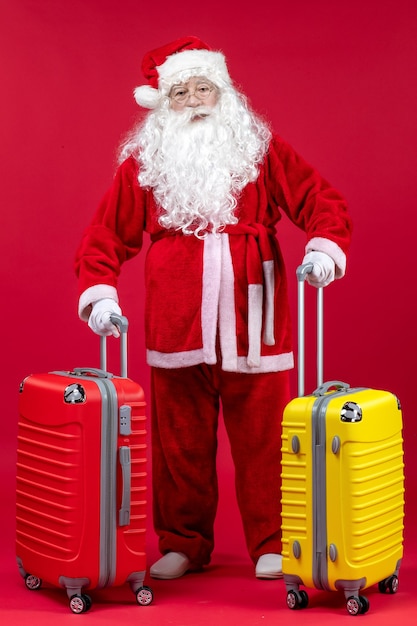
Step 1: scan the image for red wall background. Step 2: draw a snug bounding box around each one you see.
[2,0,416,559]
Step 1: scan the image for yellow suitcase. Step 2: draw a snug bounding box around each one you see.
[281,265,405,616]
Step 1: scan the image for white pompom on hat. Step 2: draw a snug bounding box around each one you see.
[133,35,231,109]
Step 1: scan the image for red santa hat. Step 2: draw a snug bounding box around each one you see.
[133,36,232,109]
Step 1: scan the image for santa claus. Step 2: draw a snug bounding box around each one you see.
[75,36,352,580]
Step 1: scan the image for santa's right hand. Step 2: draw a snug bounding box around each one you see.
[88,298,122,338]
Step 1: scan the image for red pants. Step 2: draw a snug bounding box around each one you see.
[150,364,290,565]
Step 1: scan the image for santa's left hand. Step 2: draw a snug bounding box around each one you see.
[302,251,335,288]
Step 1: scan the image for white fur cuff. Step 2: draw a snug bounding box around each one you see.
[78,284,119,321]
[305,237,346,278]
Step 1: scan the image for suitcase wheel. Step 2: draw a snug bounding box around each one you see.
[378,575,399,594]
[136,585,154,606]
[346,595,370,616]
[69,594,92,614]
[24,574,42,591]
[286,589,309,610]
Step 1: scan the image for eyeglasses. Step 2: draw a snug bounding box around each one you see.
[169,82,216,105]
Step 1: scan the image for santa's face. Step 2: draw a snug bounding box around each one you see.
[168,76,218,118]
[135,78,270,236]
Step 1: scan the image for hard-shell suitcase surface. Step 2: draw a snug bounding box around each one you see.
[16,316,153,613]
[281,265,405,616]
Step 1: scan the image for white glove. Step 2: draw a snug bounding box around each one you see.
[88,298,122,337]
[302,251,335,288]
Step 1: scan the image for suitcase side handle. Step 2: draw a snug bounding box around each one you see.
[119,446,131,526]
[297,263,324,397]
[100,314,129,378]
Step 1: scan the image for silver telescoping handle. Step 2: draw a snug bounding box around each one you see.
[99,314,129,378]
[100,315,132,527]
[296,263,324,397]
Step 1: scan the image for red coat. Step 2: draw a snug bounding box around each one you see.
[75,135,352,373]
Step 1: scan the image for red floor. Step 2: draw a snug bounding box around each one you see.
[2,436,416,626]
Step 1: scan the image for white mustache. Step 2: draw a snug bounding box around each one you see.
[178,106,214,122]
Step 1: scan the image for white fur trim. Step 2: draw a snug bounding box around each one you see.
[232,352,294,374]
[305,237,346,278]
[157,49,231,91]
[133,85,161,109]
[146,348,294,373]
[147,348,210,368]
[202,234,222,363]
[218,234,239,371]
[262,260,275,345]
[78,284,119,321]
[247,284,263,367]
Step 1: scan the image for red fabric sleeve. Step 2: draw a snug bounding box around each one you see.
[75,156,146,295]
[265,135,353,254]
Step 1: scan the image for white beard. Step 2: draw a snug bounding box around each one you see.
[137,100,269,237]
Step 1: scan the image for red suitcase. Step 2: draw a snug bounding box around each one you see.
[16,315,153,613]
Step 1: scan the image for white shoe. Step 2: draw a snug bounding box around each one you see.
[150,552,192,580]
[255,553,283,579]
